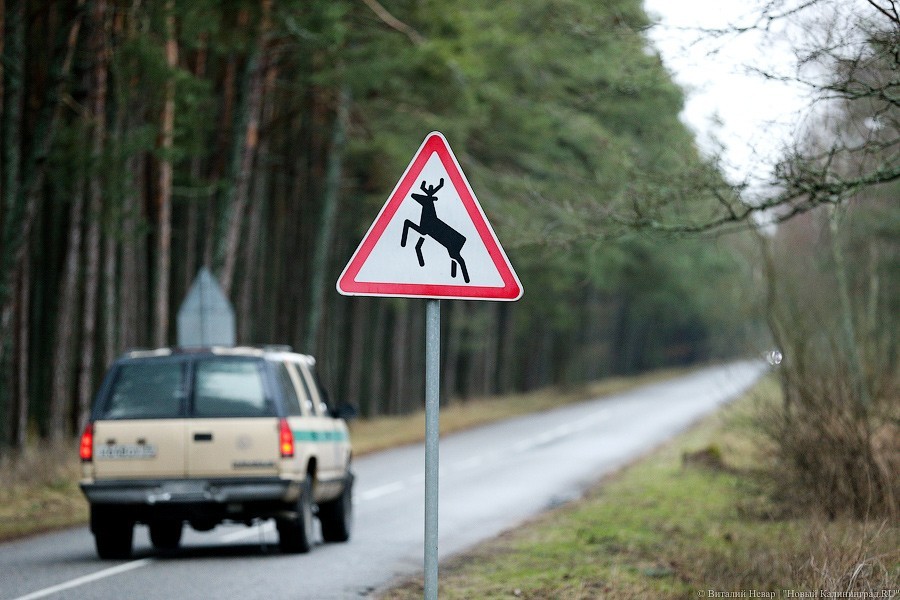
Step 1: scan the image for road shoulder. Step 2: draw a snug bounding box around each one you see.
[377,376,899,598]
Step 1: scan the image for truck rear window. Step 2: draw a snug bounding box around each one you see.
[193,359,272,417]
[104,362,186,419]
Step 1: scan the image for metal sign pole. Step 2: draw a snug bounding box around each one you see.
[424,298,440,600]
[336,132,522,598]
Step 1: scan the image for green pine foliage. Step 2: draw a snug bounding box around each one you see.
[0,0,761,444]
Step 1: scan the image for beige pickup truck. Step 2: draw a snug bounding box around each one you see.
[79,347,354,559]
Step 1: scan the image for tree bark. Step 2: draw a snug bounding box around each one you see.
[0,0,6,215]
[346,298,367,413]
[0,0,85,367]
[496,302,516,393]
[828,205,871,409]
[238,59,276,343]
[102,227,117,367]
[118,153,140,352]
[203,53,236,270]
[183,34,207,292]
[14,250,29,447]
[755,229,794,415]
[0,0,23,446]
[369,300,388,415]
[389,302,409,414]
[305,83,350,354]
[77,0,109,432]
[442,301,461,403]
[51,179,84,441]
[153,0,176,348]
[217,0,271,296]
[116,1,141,353]
[1,0,22,236]
[482,304,500,396]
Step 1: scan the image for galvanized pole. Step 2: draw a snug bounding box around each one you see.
[424,298,441,600]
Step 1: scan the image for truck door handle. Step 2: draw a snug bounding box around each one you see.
[193,432,213,442]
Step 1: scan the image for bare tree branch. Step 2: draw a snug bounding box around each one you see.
[359,0,426,46]
[865,0,900,26]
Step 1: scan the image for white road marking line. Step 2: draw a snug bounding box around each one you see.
[13,409,614,600]
[512,409,610,454]
[11,558,154,600]
[358,480,406,501]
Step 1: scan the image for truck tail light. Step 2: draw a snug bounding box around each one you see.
[79,423,94,462]
[279,419,294,458]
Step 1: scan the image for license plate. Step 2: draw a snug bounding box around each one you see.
[95,444,158,459]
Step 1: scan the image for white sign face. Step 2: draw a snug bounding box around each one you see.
[337,132,522,301]
[177,267,235,347]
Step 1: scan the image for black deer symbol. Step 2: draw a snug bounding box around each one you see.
[401,178,470,283]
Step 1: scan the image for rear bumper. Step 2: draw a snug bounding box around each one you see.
[81,477,298,505]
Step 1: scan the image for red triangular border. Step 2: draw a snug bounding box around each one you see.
[337,132,522,301]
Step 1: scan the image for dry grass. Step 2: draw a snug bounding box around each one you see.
[378,376,900,599]
[0,442,88,541]
[758,366,900,521]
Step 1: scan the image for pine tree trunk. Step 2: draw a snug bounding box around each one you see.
[116,4,141,353]
[442,301,461,403]
[78,191,102,433]
[238,60,276,343]
[131,155,149,346]
[0,0,6,214]
[51,181,84,441]
[305,83,350,353]
[218,0,271,296]
[0,0,85,367]
[1,0,22,234]
[14,250,29,447]
[154,0,176,348]
[203,53,236,270]
[118,154,139,352]
[103,231,117,367]
[77,0,109,432]
[482,304,500,396]
[0,0,23,446]
[389,303,409,414]
[346,298,367,413]
[183,36,207,291]
[369,300,388,415]
[496,302,516,393]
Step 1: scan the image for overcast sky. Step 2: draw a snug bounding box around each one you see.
[642,0,809,185]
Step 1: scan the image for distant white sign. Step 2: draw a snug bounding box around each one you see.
[177,267,235,347]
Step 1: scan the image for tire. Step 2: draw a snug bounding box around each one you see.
[91,506,134,560]
[318,471,353,543]
[277,474,315,553]
[149,521,183,551]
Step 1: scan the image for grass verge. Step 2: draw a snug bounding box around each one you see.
[0,366,691,543]
[0,443,89,541]
[379,376,900,599]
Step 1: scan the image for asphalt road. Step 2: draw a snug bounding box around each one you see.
[0,361,765,600]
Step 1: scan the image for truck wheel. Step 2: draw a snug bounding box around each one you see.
[277,474,314,553]
[91,506,134,560]
[149,521,183,551]
[319,471,353,543]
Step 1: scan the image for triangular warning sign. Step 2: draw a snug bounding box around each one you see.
[337,132,522,301]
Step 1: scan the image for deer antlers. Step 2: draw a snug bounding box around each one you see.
[419,178,444,197]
